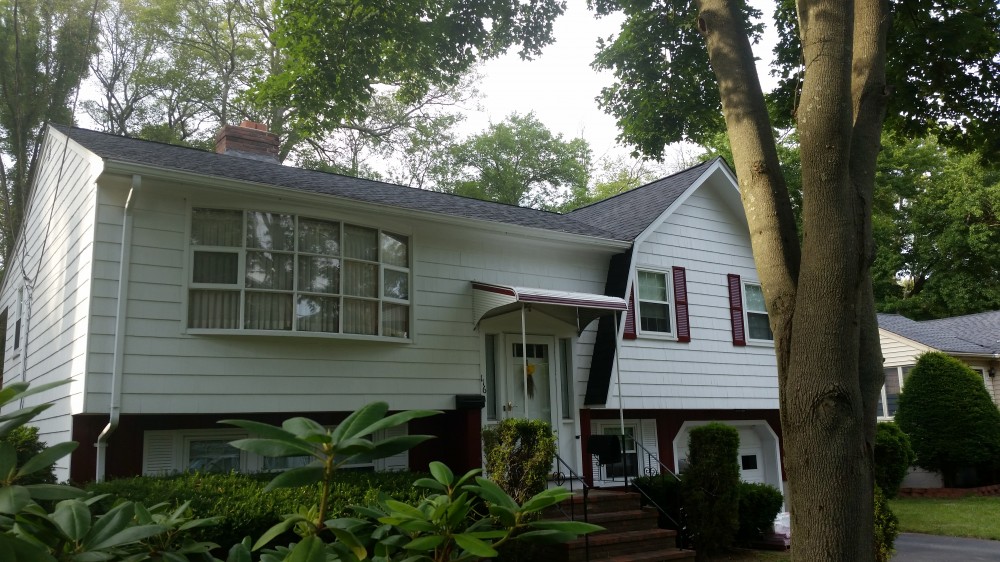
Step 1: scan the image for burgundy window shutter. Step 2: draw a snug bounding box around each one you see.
[728,274,746,346]
[623,287,637,340]
[673,266,690,342]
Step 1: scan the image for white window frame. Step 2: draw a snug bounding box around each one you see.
[11,287,23,358]
[742,281,773,344]
[186,207,412,341]
[635,268,675,339]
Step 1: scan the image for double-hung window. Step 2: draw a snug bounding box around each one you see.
[743,282,773,342]
[188,208,410,338]
[637,270,672,335]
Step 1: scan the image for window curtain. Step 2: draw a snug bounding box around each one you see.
[245,292,293,330]
[189,290,239,329]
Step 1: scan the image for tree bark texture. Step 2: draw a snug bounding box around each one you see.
[695,0,890,559]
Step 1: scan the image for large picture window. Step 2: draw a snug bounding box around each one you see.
[189,208,410,338]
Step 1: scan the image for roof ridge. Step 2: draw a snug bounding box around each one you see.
[567,157,718,214]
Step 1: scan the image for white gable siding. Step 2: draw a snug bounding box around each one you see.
[878,330,929,368]
[610,185,779,411]
[0,130,98,472]
[83,175,614,416]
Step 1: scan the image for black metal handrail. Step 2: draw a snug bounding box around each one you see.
[627,439,682,530]
[552,452,590,562]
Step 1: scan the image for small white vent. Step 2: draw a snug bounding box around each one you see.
[143,432,178,475]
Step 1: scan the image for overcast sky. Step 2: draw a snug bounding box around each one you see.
[467,0,779,166]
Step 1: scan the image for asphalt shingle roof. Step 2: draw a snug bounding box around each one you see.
[878,311,1000,355]
[566,159,718,240]
[55,125,675,242]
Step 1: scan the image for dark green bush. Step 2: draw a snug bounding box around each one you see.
[86,470,426,549]
[895,352,1000,486]
[874,422,915,498]
[482,418,556,504]
[874,485,899,562]
[1,426,55,484]
[632,473,684,534]
[736,482,783,544]
[681,423,741,557]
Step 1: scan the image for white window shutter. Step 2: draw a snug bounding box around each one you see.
[639,419,659,476]
[375,424,409,472]
[143,431,180,475]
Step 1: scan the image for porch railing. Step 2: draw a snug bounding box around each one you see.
[552,452,591,562]
[628,439,681,530]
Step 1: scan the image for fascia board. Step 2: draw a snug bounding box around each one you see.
[99,159,631,252]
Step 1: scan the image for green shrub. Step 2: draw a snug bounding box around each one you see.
[895,352,1000,486]
[681,423,741,557]
[632,473,684,534]
[874,422,915,498]
[86,470,426,549]
[874,485,899,562]
[482,418,556,504]
[1,425,55,484]
[736,482,783,544]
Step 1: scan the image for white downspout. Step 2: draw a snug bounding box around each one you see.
[95,174,139,482]
[17,289,33,409]
[520,303,529,419]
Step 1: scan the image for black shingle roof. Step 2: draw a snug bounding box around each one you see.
[55,125,657,241]
[566,159,719,240]
[878,311,1000,355]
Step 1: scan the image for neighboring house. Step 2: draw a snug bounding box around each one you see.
[877,311,1000,418]
[0,122,783,491]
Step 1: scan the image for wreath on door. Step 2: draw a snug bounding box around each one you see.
[524,363,536,398]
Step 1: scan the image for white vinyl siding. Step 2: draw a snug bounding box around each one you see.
[613,174,779,411]
[0,130,98,480]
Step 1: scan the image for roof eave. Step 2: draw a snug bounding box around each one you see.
[99,158,632,252]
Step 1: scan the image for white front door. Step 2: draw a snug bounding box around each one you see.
[503,335,554,423]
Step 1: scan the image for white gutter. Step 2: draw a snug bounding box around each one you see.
[95,174,139,482]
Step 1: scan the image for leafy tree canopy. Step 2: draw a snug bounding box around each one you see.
[257,0,567,136]
[448,112,591,209]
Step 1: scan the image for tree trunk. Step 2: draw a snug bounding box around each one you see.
[695,0,890,559]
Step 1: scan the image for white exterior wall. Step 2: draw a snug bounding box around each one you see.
[84,173,616,416]
[610,178,779,411]
[0,130,99,473]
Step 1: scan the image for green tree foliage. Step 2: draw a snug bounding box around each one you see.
[872,135,1000,319]
[256,0,567,138]
[590,0,762,154]
[735,482,784,544]
[874,486,898,562]
[772,0,1000,159]
[680,423,740,557]
[0,0,98,263]
[1,425,55,485]
[895,352,1000,486]
[481,418,557,505]
[873,422,915,498]
[448,112,591,209]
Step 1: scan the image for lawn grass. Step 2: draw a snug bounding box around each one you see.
[705,548,790,561]
[889,496,1000,540]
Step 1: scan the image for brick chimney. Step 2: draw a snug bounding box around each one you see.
[215,120,280,163]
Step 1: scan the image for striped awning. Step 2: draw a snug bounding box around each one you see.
[472,282,627,333]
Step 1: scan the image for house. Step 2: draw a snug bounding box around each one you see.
[877,311,1000,418]
[0,122,783,492]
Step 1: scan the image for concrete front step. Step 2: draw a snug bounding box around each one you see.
[557,529,681,561]
[547,508,660,534]
[555,490,646,515]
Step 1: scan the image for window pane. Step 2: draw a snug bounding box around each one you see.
[638,271,667,301]
[383,269,409,300]
[296,295,340,333]
[344,298,378,335]
[741,455,758,471]
[885,367,901,416]
[744,283,766,312]
[344,224,378,261]
[299,218,340,256]
[298,256,340,294]
[189,290,239,329]
[381,232,408,267]
[640,302,671,333]
[485,335,497,420]
[382,303,409,338]
[192,209,241,246]
[246,212,294,250]
[193,251,238,284]
[246,251,294,290]
[747,312,773,340]
[559,338,573,419]
[263,455,313,472]
[245,292,293,330]
[188,440,240,473]
[344,261,378,297]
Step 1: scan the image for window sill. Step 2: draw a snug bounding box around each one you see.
[185,329,412,343]
[744,339,775,348]
[636,331,678,342]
